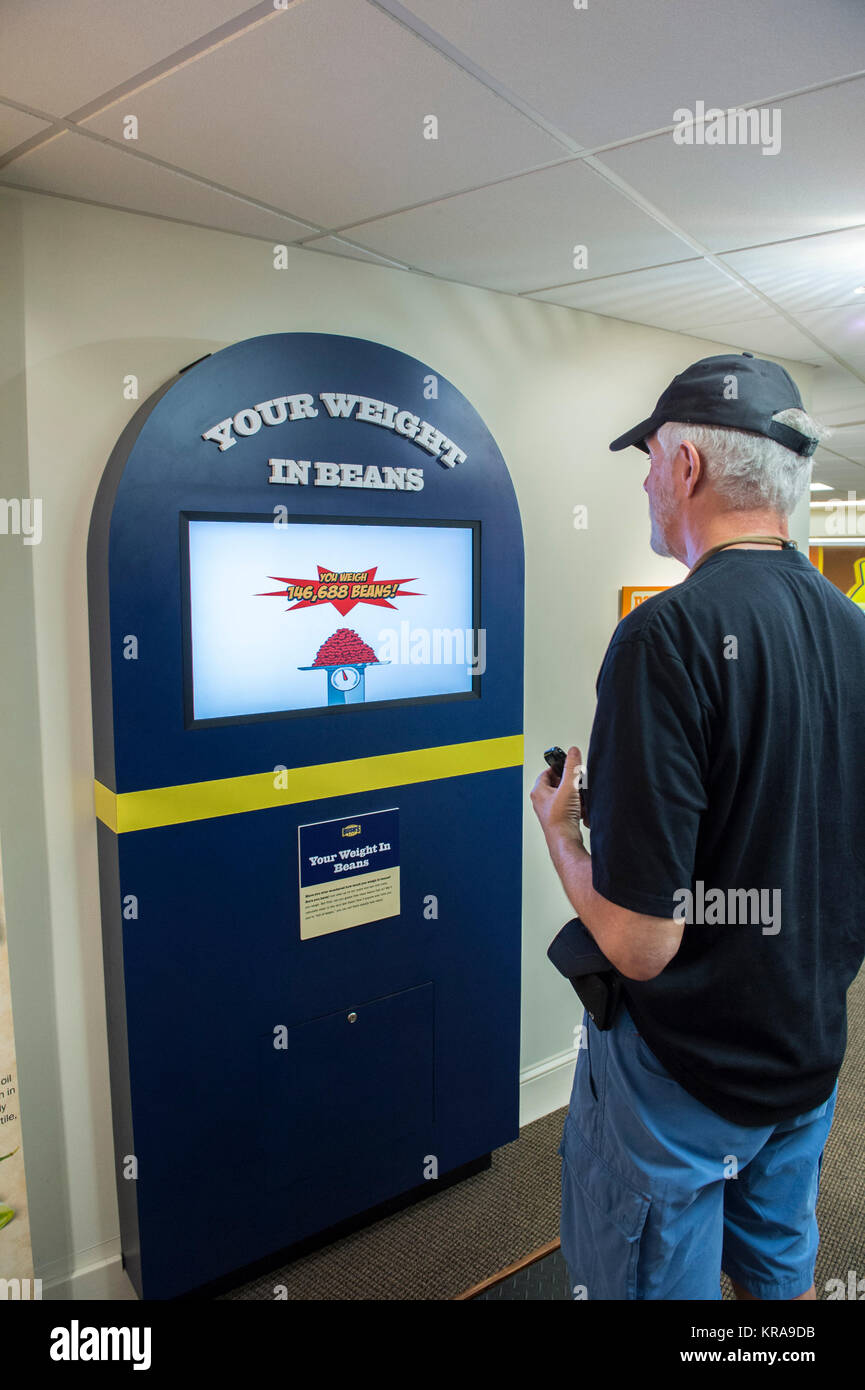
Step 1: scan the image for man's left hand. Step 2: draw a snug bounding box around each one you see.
[530,745,586,851]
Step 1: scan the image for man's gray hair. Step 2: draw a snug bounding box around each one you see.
[658,409,831,515]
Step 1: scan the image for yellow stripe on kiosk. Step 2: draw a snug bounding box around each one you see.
[95,734,524,834]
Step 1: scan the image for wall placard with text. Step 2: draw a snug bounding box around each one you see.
[298,808,400,939]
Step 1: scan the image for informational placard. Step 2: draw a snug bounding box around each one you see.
[298,808,400,940]
[0,836,36,1294]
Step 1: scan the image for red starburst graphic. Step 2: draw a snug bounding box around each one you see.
[257,565,424,616]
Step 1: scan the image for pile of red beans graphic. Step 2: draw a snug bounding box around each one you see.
[313,628,378,666]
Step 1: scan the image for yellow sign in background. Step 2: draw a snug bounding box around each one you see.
[620,585,669,618]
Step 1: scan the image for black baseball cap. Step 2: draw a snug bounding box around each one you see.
[609,352,818,457]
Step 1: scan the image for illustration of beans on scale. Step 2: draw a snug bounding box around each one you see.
[0,1147,18,1230]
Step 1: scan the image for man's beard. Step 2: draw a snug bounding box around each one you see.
[648,481,676,558]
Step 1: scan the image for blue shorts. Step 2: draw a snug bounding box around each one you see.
[558,1002,838,1300]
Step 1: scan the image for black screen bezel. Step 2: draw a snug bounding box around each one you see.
[179,511,482,729]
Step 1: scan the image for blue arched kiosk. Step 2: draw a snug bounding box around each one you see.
[88,332,524,1299]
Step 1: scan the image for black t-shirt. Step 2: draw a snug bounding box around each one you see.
[586,546,865,1126]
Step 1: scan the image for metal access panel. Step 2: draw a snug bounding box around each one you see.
[88,332,525,1299]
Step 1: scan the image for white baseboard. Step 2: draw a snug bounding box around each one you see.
[39,1243,138,1301]
[519,1045,576,1127]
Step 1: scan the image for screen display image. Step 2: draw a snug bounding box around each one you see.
[183,516,479,723]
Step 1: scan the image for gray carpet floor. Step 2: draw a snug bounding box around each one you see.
[221,966,865,1300]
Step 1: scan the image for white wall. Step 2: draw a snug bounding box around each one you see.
[2,188,814,1296]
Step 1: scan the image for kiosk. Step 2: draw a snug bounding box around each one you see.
[88,332,524,1299]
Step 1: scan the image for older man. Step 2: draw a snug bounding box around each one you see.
[531,352,865,1301]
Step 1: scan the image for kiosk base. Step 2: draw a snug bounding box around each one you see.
[172,1153,492,1301]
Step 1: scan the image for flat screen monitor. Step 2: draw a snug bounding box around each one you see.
[181,514,480,725]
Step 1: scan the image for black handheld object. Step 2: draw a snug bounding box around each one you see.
[544,744,567,779]
[543,744,588,824]
[547,917,623,1031]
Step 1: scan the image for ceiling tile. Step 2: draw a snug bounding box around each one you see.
[396,0,865,146]
[671,313,831,364]
[0,102,52,157]
[794,304,865,362]
[300,236,411,268]
[809,452,865,498]
[0,0,262,115]
[809,363,865,419]
[336,160,693,292]
[722,227,865,315]
[816,404,865,427]
[0,130,316,240]
[824,423,865,463]
[527,257,772,330]
[600,79,865,253]
[812,445,847,479]
[82,0,564,230]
